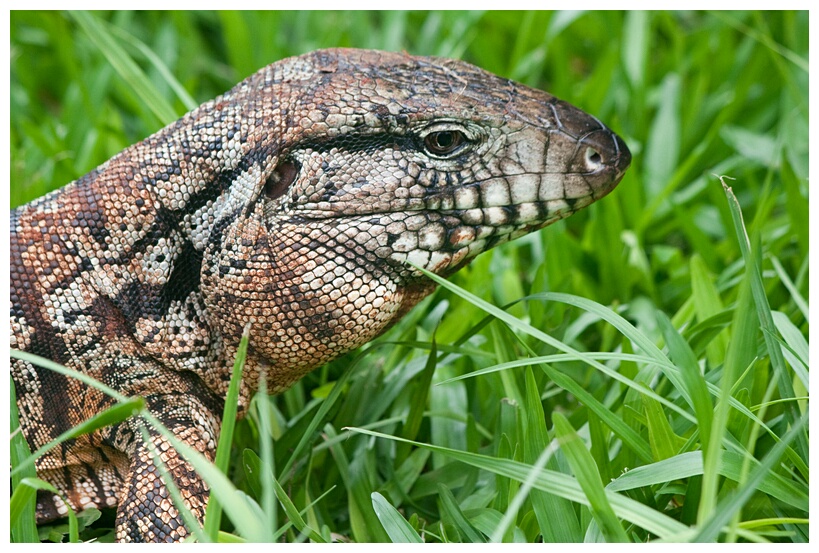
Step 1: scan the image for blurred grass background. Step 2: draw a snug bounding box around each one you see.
[10,10,808,543]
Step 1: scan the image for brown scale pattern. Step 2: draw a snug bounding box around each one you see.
[10,48,630,541]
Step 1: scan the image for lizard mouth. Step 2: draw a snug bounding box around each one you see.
[295,193,599,279]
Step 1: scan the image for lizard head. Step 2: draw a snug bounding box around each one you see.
[201,49,630,391]
[259,49,631,279]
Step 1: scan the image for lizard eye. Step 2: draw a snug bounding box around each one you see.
[423,130,467,158]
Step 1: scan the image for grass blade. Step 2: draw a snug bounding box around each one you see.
[255,377,278,536]
[323,424,389,542]
[553,413,630,543]
[607,450,807,512]
[12,478,79,543]
[655,310,713,450]
[371,492,424,543]
[643,395,686,462]
[437,483,486,542]
[397,335,437,463]
[720,178,808,462]
[204,322,250,540]
[698,252,757,525]
[243,449,325,542]
[689,253,729,365]
[10,378,38,543]
[770,310,809,388]
[70,10,178,125]
[105,22,198,111]
[522,368,580,541]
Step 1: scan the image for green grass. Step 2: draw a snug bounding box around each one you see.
[10,10,808,543]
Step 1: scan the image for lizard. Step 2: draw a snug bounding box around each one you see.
[10,48,631,542]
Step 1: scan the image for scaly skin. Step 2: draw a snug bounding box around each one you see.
[10,48,630,542]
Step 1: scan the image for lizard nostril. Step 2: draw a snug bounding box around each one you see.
[585,146,603,170]
[264,160,299,201]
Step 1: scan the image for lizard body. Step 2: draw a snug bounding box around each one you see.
[10,48,630,542]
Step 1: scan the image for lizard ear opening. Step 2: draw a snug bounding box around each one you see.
[264,160,299,201]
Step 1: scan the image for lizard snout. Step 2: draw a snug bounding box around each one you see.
[572,128,631,198]
[579,130,631,173]
[545,99,630,198]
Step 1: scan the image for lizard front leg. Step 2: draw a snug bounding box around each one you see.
[113,394,221,543]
